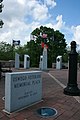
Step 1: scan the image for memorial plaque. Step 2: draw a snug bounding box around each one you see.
[5,71,42,113]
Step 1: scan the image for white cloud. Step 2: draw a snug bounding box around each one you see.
[53,15,65,30]
[44,0,56,8]
[32,4,48,21]
[17,0,26,5]
[0,32,11,43]
[0,0,51,45]
[1,0,26,22]
[45,15,65,31]
[1,0,49,22]
[71,25,80,45]
[0,19,29,45]
[24,0,49,21]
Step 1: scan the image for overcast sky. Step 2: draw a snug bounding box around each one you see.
[0,0,80,48]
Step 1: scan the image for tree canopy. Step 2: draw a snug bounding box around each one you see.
[29,26,67,67]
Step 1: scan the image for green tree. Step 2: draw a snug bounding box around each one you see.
[0,42,13,60]
[26,40,41,67]
[29,26,67,67]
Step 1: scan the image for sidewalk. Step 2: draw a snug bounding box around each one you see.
[0,68,80,120]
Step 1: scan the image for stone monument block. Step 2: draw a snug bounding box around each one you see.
[5,71,42,113]
[24,55,30,69]
[56,56,62,69]
[39,55,43,70]
[42,47,47,70]
[15,53,19,69]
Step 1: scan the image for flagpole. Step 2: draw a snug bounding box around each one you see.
[12,39,20,60]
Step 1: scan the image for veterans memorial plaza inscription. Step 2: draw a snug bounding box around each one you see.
[5,71,42,113]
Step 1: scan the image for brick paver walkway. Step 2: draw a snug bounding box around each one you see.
[0,68,80,120]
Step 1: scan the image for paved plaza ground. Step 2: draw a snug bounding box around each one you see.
[0,68,80,120]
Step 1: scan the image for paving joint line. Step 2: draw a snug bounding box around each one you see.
[48,73,80,103]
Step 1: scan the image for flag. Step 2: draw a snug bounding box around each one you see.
[41,42,48,49]
[41,42,45,48]
[42,34,47,38]
[13,40,20,46]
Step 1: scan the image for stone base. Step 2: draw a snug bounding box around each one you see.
[64,86,80,96]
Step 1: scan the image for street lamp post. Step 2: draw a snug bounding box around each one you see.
[64,41,80,96]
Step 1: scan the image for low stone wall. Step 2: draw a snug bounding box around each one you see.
[0,60,14,69]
